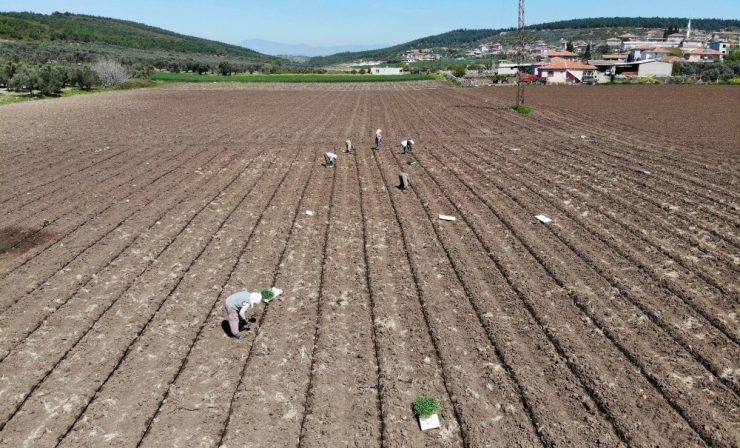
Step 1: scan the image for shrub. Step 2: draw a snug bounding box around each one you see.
[92,59,129,87]
[509,104,531,114]
[413,396,441,419]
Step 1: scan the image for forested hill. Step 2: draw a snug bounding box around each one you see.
[309,17,740,65]
[0,11,268,59]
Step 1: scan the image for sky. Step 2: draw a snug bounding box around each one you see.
[1,0,739,48]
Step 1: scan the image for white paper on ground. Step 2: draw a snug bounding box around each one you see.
[535,215,552,223]
[438,215,456,221]
[511,148,521,151]
[306,210,314,216]
[419,414,441,431]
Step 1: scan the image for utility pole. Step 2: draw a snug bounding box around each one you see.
[516,0,525,106]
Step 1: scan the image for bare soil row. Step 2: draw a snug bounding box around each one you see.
[1,82,738,447]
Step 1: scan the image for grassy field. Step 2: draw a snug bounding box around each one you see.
[150,72,435,83]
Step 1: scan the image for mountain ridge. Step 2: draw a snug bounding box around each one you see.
[239,39,390,57]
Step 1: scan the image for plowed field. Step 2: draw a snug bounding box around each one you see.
[1,81,739,447]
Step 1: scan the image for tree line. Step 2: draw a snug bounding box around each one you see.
[531,17,740,31]
[0,12,266,59]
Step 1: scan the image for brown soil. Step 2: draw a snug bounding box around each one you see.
[0,81,738,447]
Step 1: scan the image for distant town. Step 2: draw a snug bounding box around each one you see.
[366,22,740,84]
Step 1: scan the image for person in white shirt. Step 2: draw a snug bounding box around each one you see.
[401,139,414,154]
[374,129,383,150]
[224,291,262,339]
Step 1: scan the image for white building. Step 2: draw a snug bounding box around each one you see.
[371,67,402,75]
[708,41,732,55]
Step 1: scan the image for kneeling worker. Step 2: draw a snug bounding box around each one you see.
[398,172,411,190]
[401,139,414,154]
[224,290,262,339]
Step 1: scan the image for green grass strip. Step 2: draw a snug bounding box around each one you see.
[151,72,435,83]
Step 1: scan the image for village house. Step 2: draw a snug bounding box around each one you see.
[680,37,705,49]
[602,53,628,62]
[402,49,423,62]
[627,46,671,62]
[618,33,639,41]
[683,49,723,62]
[666,32,685,43]
[712,30,740,42]
[539,59,597,84]
[708,41,732,55]
[589,59,673,82]
[544,50,580,61]
[620,40,679,52]
[605,37,623,47]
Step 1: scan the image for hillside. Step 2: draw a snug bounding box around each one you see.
[0,11,268,60]
[309,17,740,65]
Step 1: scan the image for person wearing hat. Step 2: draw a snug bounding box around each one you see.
[224,290,262,339]
[374,129,383,150]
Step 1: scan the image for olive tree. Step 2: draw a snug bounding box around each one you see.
[37,64,62,95]
[71,65,99,90]
[8,65,39,94]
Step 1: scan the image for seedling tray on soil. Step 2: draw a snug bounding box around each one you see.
[262,287,283,303]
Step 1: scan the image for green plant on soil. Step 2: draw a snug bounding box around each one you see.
[260,289,275,301]
[407,159,417,165]
[413,396,441,419]
[509,104,531,114]
[42,219,52,227]
[654,152,677,161]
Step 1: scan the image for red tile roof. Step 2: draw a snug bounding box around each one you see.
[541,60,597,70]
[546,50,579,57]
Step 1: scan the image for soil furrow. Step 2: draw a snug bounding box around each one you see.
[299,153,382,447]
[476,145,740,339]
[386,159,624,445]
[0,143,229,313]
[142,148,319,448]
[356,146,463,446]
[451,143,740,396]
[416,147,705,446]
[298,158,338,445]
[0,146,244,360]
[49,149,305,447]
[372,146,542,447]
[0,150,281,443]
[426,147,739,447]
